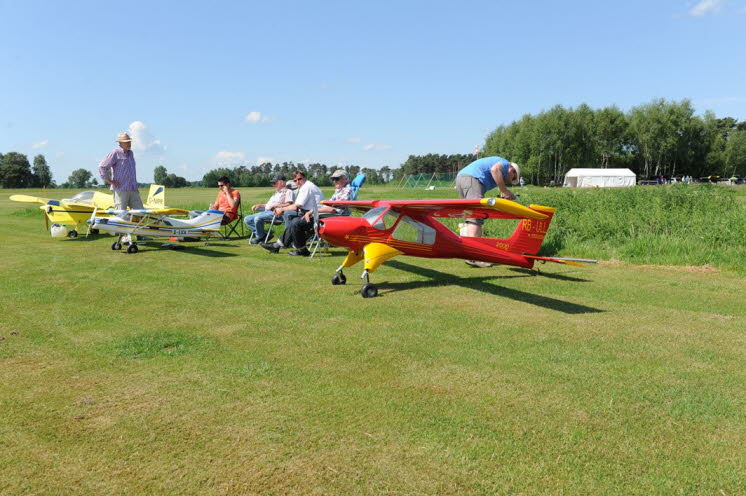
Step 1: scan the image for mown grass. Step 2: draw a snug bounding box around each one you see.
[0,185,744,494]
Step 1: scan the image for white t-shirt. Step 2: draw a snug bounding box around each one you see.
[293,180,324,211]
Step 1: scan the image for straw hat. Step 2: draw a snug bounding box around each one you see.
[117,132,132,143]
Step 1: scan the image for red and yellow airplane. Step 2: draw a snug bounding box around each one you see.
[318,197,597,297]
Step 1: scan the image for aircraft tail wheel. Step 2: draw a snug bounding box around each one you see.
[361,283,378,298]
[332,273,347,285]
[111,241,122,250]
[67,230,78,238]
[126,244,139,254]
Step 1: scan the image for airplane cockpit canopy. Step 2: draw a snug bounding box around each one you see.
[64,191,97,204]
[363,207,400,230]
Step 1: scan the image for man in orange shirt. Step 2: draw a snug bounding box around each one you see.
[210,176,241,225]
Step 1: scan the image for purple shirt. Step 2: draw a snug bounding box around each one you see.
[98,146,138,191]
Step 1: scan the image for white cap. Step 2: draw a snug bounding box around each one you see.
[510,163,521,185]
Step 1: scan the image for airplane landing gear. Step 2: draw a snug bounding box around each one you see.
[67,230,78,238]
[111,241,122,250]
[126,243,139,254]
[331,272,346,285]
[360,269,378,298]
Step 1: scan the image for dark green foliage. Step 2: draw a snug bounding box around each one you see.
[0,152,33,188]
[67,168,95,188]
[32,154,54,187]
[201,161,386,188]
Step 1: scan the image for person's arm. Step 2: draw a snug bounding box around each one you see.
[224,189,239,209]
[98,150,120,188]
[491,163,515,200]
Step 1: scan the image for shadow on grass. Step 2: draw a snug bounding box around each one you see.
[381,260,602,315]
[131,244,238,257]
[508,267,591,282]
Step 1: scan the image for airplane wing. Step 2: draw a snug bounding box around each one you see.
[10,194,49,204]
[323,198,548,220]
[103,208,190,216]
[320,200,378,212]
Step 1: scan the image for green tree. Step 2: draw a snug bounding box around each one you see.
[153,165,168,185]
[32,154,54,187]
[0,152,34,188]
[724,130,746,177]
[68,168,93,188]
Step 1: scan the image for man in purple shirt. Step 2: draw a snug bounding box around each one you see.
[98,132,143,210]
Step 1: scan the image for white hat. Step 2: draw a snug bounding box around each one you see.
[510,163,521,185]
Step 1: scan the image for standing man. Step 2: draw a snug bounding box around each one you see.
[455,156,521,238]
[210,176,241,225]
[99,132,143,210]
[244,174,295,244]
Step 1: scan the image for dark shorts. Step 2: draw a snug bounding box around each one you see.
[455,175,485,226]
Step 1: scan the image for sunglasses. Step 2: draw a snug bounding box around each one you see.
[332,177,342,181]
[217,184,225,188]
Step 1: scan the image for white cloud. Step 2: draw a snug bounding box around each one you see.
[127,121,165,154]
[213,151,247,167]
[362,144,393,151]
[346,137,361,143]
[689,0,724,16]
[32,140,48,149]
[245,111,274,124]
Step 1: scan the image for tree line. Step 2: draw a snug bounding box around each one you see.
[482,98,746,184]
[200,162,394,188]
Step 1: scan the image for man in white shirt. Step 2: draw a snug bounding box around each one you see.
[245,174,295,243]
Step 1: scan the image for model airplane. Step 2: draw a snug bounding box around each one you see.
[90,208,224,253]
[318,197,597,297]
[9,185,167,238]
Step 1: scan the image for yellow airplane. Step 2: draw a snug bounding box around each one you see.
[10,185,167,238]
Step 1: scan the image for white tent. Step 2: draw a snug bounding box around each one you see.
[563,168,636,188]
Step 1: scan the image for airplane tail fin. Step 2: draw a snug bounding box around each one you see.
[145,185,166,208]
[500,204,556,255]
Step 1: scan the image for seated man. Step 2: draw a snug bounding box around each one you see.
[245,174,294,244]
[210,176,241,224]
[261,169,352,256]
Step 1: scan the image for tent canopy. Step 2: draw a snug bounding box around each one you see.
[563,168,636,188]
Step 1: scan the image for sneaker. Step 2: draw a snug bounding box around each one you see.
[288,247,311,257]
[260,242,280,254]
[465,260,495,268]
[249,237,262,244]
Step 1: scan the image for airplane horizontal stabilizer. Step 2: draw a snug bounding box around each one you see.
[524,255,598,267]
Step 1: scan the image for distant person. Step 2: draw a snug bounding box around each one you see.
[98,132,143,210]
[245,174,295,244]
[210,176,241,224]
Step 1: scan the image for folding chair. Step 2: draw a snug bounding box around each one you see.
[220,198,245,239]
[308,173,366,259]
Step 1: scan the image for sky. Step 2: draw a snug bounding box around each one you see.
[1,0,745,183]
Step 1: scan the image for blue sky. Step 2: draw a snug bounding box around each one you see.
[1,0,745,182]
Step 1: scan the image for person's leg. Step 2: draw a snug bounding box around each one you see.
[254,210,275,238]
[455,175,485,237]
[126,190,144,209]
[291,217,314,249]
[113,190,126,210]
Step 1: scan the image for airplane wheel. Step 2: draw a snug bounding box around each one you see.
[111,242,122,251]
[332,273,346,285]
[361,283,378,298]
[126,244,139,254]
[91,229,100,235]
[67,230,78,238]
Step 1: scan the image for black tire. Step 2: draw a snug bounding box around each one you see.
[361,283,378,298]
[91,229,100,235]
[111,242,122,251]
[67,230,78,238]
[126,244,139,254]
[332,273,347,285]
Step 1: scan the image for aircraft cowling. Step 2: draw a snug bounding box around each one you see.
[318,216,370,250]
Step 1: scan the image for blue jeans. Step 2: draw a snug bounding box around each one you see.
[244,210,275,238]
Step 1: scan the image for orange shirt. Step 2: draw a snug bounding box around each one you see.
[215,189,240,221]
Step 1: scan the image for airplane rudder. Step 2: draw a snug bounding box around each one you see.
[507,205,555,254]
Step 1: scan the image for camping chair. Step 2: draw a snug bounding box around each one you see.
[309,173,366,259]
[247,211,285,244]
[220,198,245,239]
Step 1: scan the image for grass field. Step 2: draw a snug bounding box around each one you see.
[1,186,745,495]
